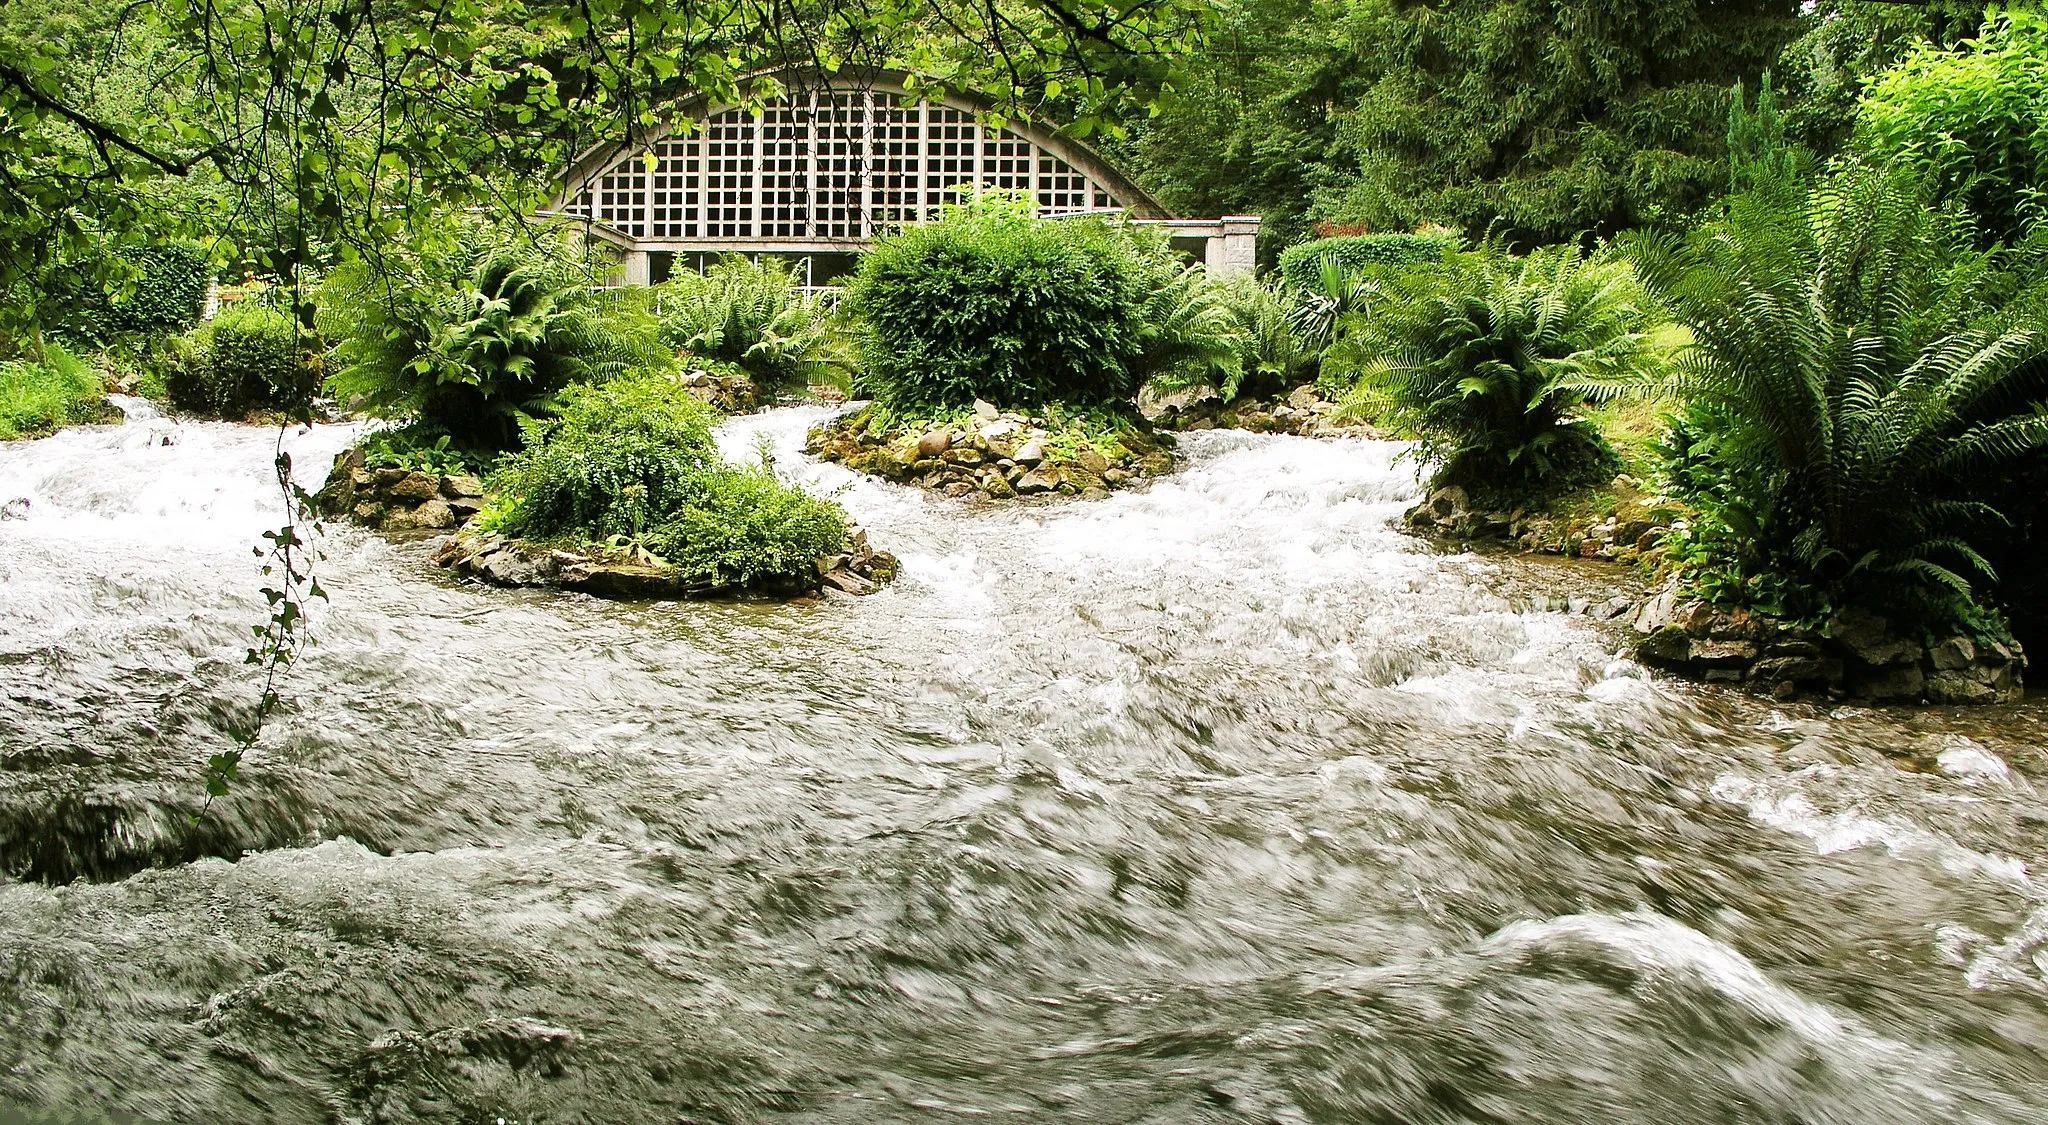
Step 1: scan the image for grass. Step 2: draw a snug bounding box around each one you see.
[0,348,117,440]
[1584,394,1677,483]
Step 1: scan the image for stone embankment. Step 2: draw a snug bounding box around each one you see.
[316,448,484,532]
[429,523,897,601]
[1405,482,1686,565]
[680,366,758,413]
[1141,384,1385,438]
[1631,595,2023,705]
[808,400,1175,500]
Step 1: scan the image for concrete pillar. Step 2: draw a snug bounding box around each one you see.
[1209,216,1261,278]
[620,249,652,287]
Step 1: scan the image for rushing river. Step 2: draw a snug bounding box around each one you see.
[2,403,2046,1124]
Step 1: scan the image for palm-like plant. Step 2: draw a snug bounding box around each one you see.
[1130,262,1246,394]
[323,222,663,449]
[1626,163,2048,606]
[1328,242,1663,504]
[655,255,848,387]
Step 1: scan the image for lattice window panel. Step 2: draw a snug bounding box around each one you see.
[924,106,980,215]
[982,126,1033,196]
[812,94,867,238]
[593,158,646,237]
[866,95,922,230]
[650,138,701,238]
[567,94,1132,244]
[705,108,756,238]
[758,99,810,238]
[1037,154,1090,214]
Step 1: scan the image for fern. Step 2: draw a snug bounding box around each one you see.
[1624,162,2048,611]
[1325,241,1664,505]
[655,255,849,388]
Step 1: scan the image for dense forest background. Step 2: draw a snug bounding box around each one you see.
[1104,0,1998,257]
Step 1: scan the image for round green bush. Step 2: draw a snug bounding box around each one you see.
[845,203,1167,409]
[164,303,314,418]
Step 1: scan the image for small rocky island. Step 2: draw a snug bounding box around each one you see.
[807,399,1176,500]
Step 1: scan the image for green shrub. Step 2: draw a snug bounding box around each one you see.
[655,255,847,387]
[110,245,212,337]
[0,346,114,440]
[846,195,1172,409]
[321,221,667,449]
[1276,232,1458,292]
[1628,162,2048,623]
[204,303,314,416]
[1856,9,2048,244]
[1325,242,1663,506]
[1139,272,1313,402]
[486,373,846,590]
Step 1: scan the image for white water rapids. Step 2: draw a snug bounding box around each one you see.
[1,405,2045,1123]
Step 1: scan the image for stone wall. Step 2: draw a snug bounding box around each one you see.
[316,448,484,532]
[808,401,1175,500]
[1632,592,2023,704]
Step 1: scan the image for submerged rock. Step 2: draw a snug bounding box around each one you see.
[432,522,897,603]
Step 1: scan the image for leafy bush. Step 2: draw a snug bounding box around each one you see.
[1325,242,1661,505]
[1856,9,2048,244]
[208,303,315,415]
[1276,232,1458,292]
[0,346,114,440]
[321,221,666,449]
[109,245,212,337]
[486,373,846,590]
[360,428,494,476]
[1140,272,1312,402]
[1629,163,2048,623]
[846,195,1173,409]
[655,255,847,387]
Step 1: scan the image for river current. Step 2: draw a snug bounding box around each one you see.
[1,404,2046,1123]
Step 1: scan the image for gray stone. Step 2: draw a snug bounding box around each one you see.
[1829,606,1920,666]
[973,398,999,421]
[1,496,30,520]
[1013,469,1058,494]
[412,499,458,529]
[1014,440,1047,466]
[1287,385,1320,412]
[390,472,441,502]
[917,429,952,457]
[1928,636,1976,671]
[1076,448,1110,475]
[477,550,547,586]
[1926,671,1997,705]
[1855,662,1925,701]
[442,474,485,499]
[822,569,877,595]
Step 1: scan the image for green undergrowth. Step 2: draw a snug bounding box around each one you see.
[0,347,118,440]
[479,373,847,591]
[858,401,1156,463]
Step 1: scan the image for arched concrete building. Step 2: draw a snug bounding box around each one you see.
[547,71,1258,285]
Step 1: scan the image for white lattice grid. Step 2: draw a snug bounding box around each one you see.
[705,108,756,237]
[869,96,922,228]
[650,138,701,238]
[760,101,810,237]
[594,158,646,237]
[813,94,866,238]
[571,97,1129,240]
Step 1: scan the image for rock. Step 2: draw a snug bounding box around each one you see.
[1103,468,1130,486]
[1927,636,1976,671]
[1013,469,1058,494]
[982,475,1016,499]
[448,498,484,520]
[917,429,952,457]
[1926,671,1997,705]
[412,499,458,529]
[1637,625,1694,667]
[0,496,29,520]
[1632,584,1680,633]
[1137,451,1174,476]
[1014,440,1046,466]
[1828,606,1919,666]
[442,474,485,499]
[949,448,985,467]
[979,420,1022,441]
[816,554,849,575]
[1287,385,1320,412]
[821,569,878,595]
[475,549,548,586]
[1081,487,1111,501]
[1691,639,1758,666]
[973,398,999,421]
[1076,448,1110,476]
[1423,486,1469,523]
[558,562,691,600]
[390,472,441,502]
[373,467,408,487]
[1855,662,1925,702]
[942,482,976,498]
[352,500,386,523]
[380,507,418,531]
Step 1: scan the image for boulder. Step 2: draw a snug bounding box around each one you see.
[917,429,952,457]
[973,398,1000,421]
[822,569,878,596]
[442,474,485,499]
[558,562,693,600]
[1076,448,1110,476]
[1927,636,1976,671]
[1926,671,1997,705]
[1013,469,1059,494]
[390,472,441,502]
[1286,385,1320,412]
[1014,440,1046,466]
[412,499,459,529]
[1828,606,1919,666]
[1855,662,1925,702]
